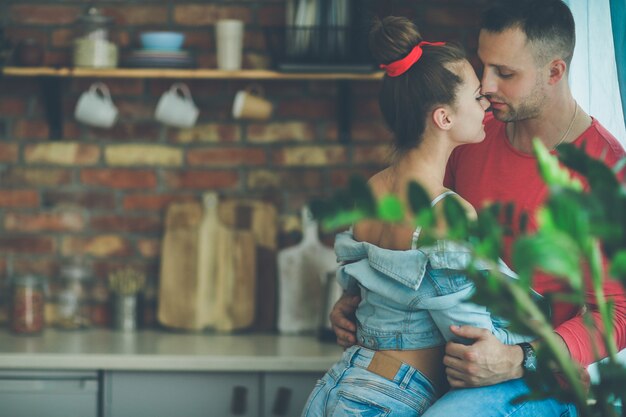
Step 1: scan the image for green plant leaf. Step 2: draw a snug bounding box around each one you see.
[467,271,514,318]
[466,269,535,333]
[610,250,626,284]
[322,209,368,231]
[473,207,504,261]
[308,197,332,222]
[591,362,626,416]
[512,232,583,291]
[519,211,530,234]
[534,139,583,191]
[504,201,514,226]
[348,175,376,216]
[549,292,585,306]
[407,181,435,229]
[540,189,591,247]
[557,143,620,193]
[377,195,404,223]
[443,196,469,240]
[407,181,430,212]
[592,192,626,258]
[332,187,356,211]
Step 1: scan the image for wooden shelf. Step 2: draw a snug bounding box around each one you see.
[1,66,381,142]
[1,67,383,81]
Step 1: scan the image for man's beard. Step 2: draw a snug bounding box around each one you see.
[491,83,545,123]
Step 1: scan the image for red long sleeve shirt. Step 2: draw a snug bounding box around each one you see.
[444,113,626,366]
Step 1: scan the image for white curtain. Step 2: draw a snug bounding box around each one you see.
[564,0,626,145]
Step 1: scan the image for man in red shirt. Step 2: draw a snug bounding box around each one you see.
[330,0,625,415]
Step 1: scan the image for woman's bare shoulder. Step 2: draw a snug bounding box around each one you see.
[353,169,414,249]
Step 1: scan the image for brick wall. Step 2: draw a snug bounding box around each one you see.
[0,0,486,328]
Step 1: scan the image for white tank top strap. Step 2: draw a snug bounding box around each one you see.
[410,190,458,249]
[411,227,422,250]
[430,190,458,207]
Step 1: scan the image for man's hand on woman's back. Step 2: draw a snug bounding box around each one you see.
[330,293,361,348]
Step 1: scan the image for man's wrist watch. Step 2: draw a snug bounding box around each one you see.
[517,342,537,373]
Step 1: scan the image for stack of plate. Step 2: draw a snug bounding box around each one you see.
[123,50,194,68]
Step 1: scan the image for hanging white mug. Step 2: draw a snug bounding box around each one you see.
[74,82,119,128]
[154,83,199,128]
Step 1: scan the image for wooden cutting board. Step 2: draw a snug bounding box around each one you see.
[219,198,278,331]
[211,223,256,331]
[158,193,267,332]
[158,201,205,330]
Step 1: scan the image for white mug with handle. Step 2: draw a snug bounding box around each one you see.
[155,83,199,128]
[74,82,119,128]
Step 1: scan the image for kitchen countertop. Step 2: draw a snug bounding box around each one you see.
[0,329,343,372]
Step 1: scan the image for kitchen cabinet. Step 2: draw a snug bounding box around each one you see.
[104,371,261,417]
[0,330,341,417]
[103,370,322,417]
[263,372,321,417]
[0,370,98,417]
[1,66,382,142]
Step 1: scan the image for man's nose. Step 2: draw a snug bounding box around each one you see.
[481,71,496,96]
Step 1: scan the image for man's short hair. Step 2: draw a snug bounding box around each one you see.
[480,0,575,67]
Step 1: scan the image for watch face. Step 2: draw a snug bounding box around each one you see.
[525,346,537,372]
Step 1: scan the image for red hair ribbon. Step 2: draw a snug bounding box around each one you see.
[380,41,446,77]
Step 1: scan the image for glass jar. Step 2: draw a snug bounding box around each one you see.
[56,258,92,330]
[73,7,118,68]
[10,274,46,335]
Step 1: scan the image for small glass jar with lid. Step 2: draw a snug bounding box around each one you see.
[10,274,46,335]
[73,7,118,68]
[56,257,93,330]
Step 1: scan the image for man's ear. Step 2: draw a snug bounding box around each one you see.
[548,58,567,85]
[432,107,453,130]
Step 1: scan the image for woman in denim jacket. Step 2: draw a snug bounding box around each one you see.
[301,16,533,417]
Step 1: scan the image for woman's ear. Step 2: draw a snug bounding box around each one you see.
[432,107,453,130]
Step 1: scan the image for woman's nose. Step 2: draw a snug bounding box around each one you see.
[480,96,490,110]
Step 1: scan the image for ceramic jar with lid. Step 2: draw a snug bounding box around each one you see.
[73,7,118,68]
[56,257,93,330]
[10,274,46,335]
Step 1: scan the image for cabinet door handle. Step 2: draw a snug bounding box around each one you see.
[272,387,292,416]
[231,385,248,415]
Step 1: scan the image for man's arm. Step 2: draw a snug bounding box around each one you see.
[554,277,626,365]
[442,326,571,387]
[442,275,626,387]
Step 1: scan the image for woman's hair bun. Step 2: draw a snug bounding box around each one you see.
[369,16,422,66]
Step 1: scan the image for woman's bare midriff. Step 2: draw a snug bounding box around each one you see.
[374,346,447,390]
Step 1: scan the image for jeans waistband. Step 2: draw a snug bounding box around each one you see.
[342,346,436,392]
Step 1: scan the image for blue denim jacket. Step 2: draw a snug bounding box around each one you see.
[335,230,534,350]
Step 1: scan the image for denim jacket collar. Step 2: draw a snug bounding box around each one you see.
[335,230,430,291]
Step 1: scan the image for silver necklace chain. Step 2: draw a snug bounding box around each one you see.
[551,102,579,150]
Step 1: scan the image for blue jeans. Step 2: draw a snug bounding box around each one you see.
[301,346,441,416]
[421,378,578,417]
